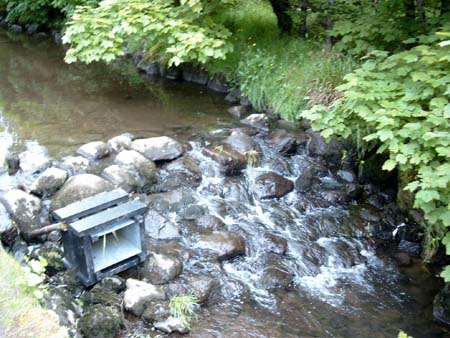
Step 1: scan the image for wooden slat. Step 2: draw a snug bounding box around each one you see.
[69,200,146,236]
[53,189,129,222]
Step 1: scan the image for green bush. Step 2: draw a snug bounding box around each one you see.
[302,27,450,271]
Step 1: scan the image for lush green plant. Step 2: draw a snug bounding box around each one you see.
[63,0,234,66]
[398,331,413,338]
[302,27,450,272]
[21,256,48,299]
[169,294,199,330]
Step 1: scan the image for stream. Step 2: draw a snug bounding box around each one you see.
[0,29,447,338]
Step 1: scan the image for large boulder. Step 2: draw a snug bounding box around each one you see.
[123,279,166,316]
[224,130,260,156]
[195,231,246,261]
[19,150,51,173]
[29,167,68,197]
[266,129,298,155]
[102,165,139,192]
[240,113,269,131]
[145,210,181,239]
[78,305,123,338]
[253,172,294,199]
[157,156,202,190]
[51,174,114,210]
[77,141,111,160]
[131,136,183,161]
[202,144,247,176]
[1,189,42,234]
[114,150,157,186]
[142,252,183,284]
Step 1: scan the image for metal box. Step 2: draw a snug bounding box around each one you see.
[52,189,147,286]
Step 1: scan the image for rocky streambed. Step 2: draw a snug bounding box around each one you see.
[0,112,447,338]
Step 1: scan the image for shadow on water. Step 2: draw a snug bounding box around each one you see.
[0,29,448,338]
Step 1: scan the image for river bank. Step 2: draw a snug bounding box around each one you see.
[0,27,448,338]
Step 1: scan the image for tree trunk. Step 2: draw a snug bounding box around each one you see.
[442,0,450,14]
[268,0,293,34]
[416,0,427,26]
[326,0,335,47]
[299,1,308,39]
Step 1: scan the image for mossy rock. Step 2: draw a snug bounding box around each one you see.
[78,304,123,338]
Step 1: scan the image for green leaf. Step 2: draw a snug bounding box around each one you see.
[440,265,450,282]
[382,159,397,171]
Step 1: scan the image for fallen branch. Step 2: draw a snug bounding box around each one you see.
[28,223,68,238]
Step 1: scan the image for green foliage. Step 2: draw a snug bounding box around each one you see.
[169,294,199,330]
[21,256,48,299]
[1,0,97,26]
[63,0,234,66]
[398,331,413,338]
[302,27,450,262]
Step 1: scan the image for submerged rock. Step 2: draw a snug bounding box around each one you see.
[77,141,111,160]
[259,266,293,290]
[1,189,42,234]
[266,129,298,155]
[131,136,184,161]
[143,252,183,284]
[19,150,51,173]
[145,210,181,239]
[123,279,166,316]
[196,214,225,230]
[51,174,114,210]
[78,304,123,338]
[195,231,246,261]
[202,144,247,176]
[30,167,68,197]
[254,172,294,199]
[264,233,288,255]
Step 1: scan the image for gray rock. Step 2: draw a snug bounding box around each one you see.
[227,105,249,119]
[202,144,247,176]
[224,89,241,104]
[195,231,246,261]
[143,252,183,284]
[10,24,23,33]
[160,155,202,190]
[182,65,208,85]
[207,76,229,93]
[196,214,225,230]
[123,279,166,316]
[177,205,206,221]
[102,165,139,192]
[5,152,20,174]
[154,316,189,334]
[1,189,42,234]
[25,23,39,34]
[434,285,450,327]
[77,141,111,160]
[78,305,123,338]
[307,130,344,168]
[318,190,352,204]
[398,240,422,257]
[142,301,170,323]
[224,130,259,155]
[0,203,16,245]
[147,189,195,212]
[254,172,294,199]
[160,66,182,80]
[51,174,114,210]
[59,156,90,175]
[145,210,181,239]
[19,150,51,173]
[294,161,326,192]
[240,113,269,131]
[337,169,357,183]
[114,150,157,187]
[165,277,217,304]
[107,134,133,153]
[264,233,287,255]
[266,129,298,155]
[137,59,160,76]
[93,276,126,293]
[131,136,184,161]
[259,266,293,289]
[30,167,68,197]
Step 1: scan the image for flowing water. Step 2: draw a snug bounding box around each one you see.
[0,29,447,338]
